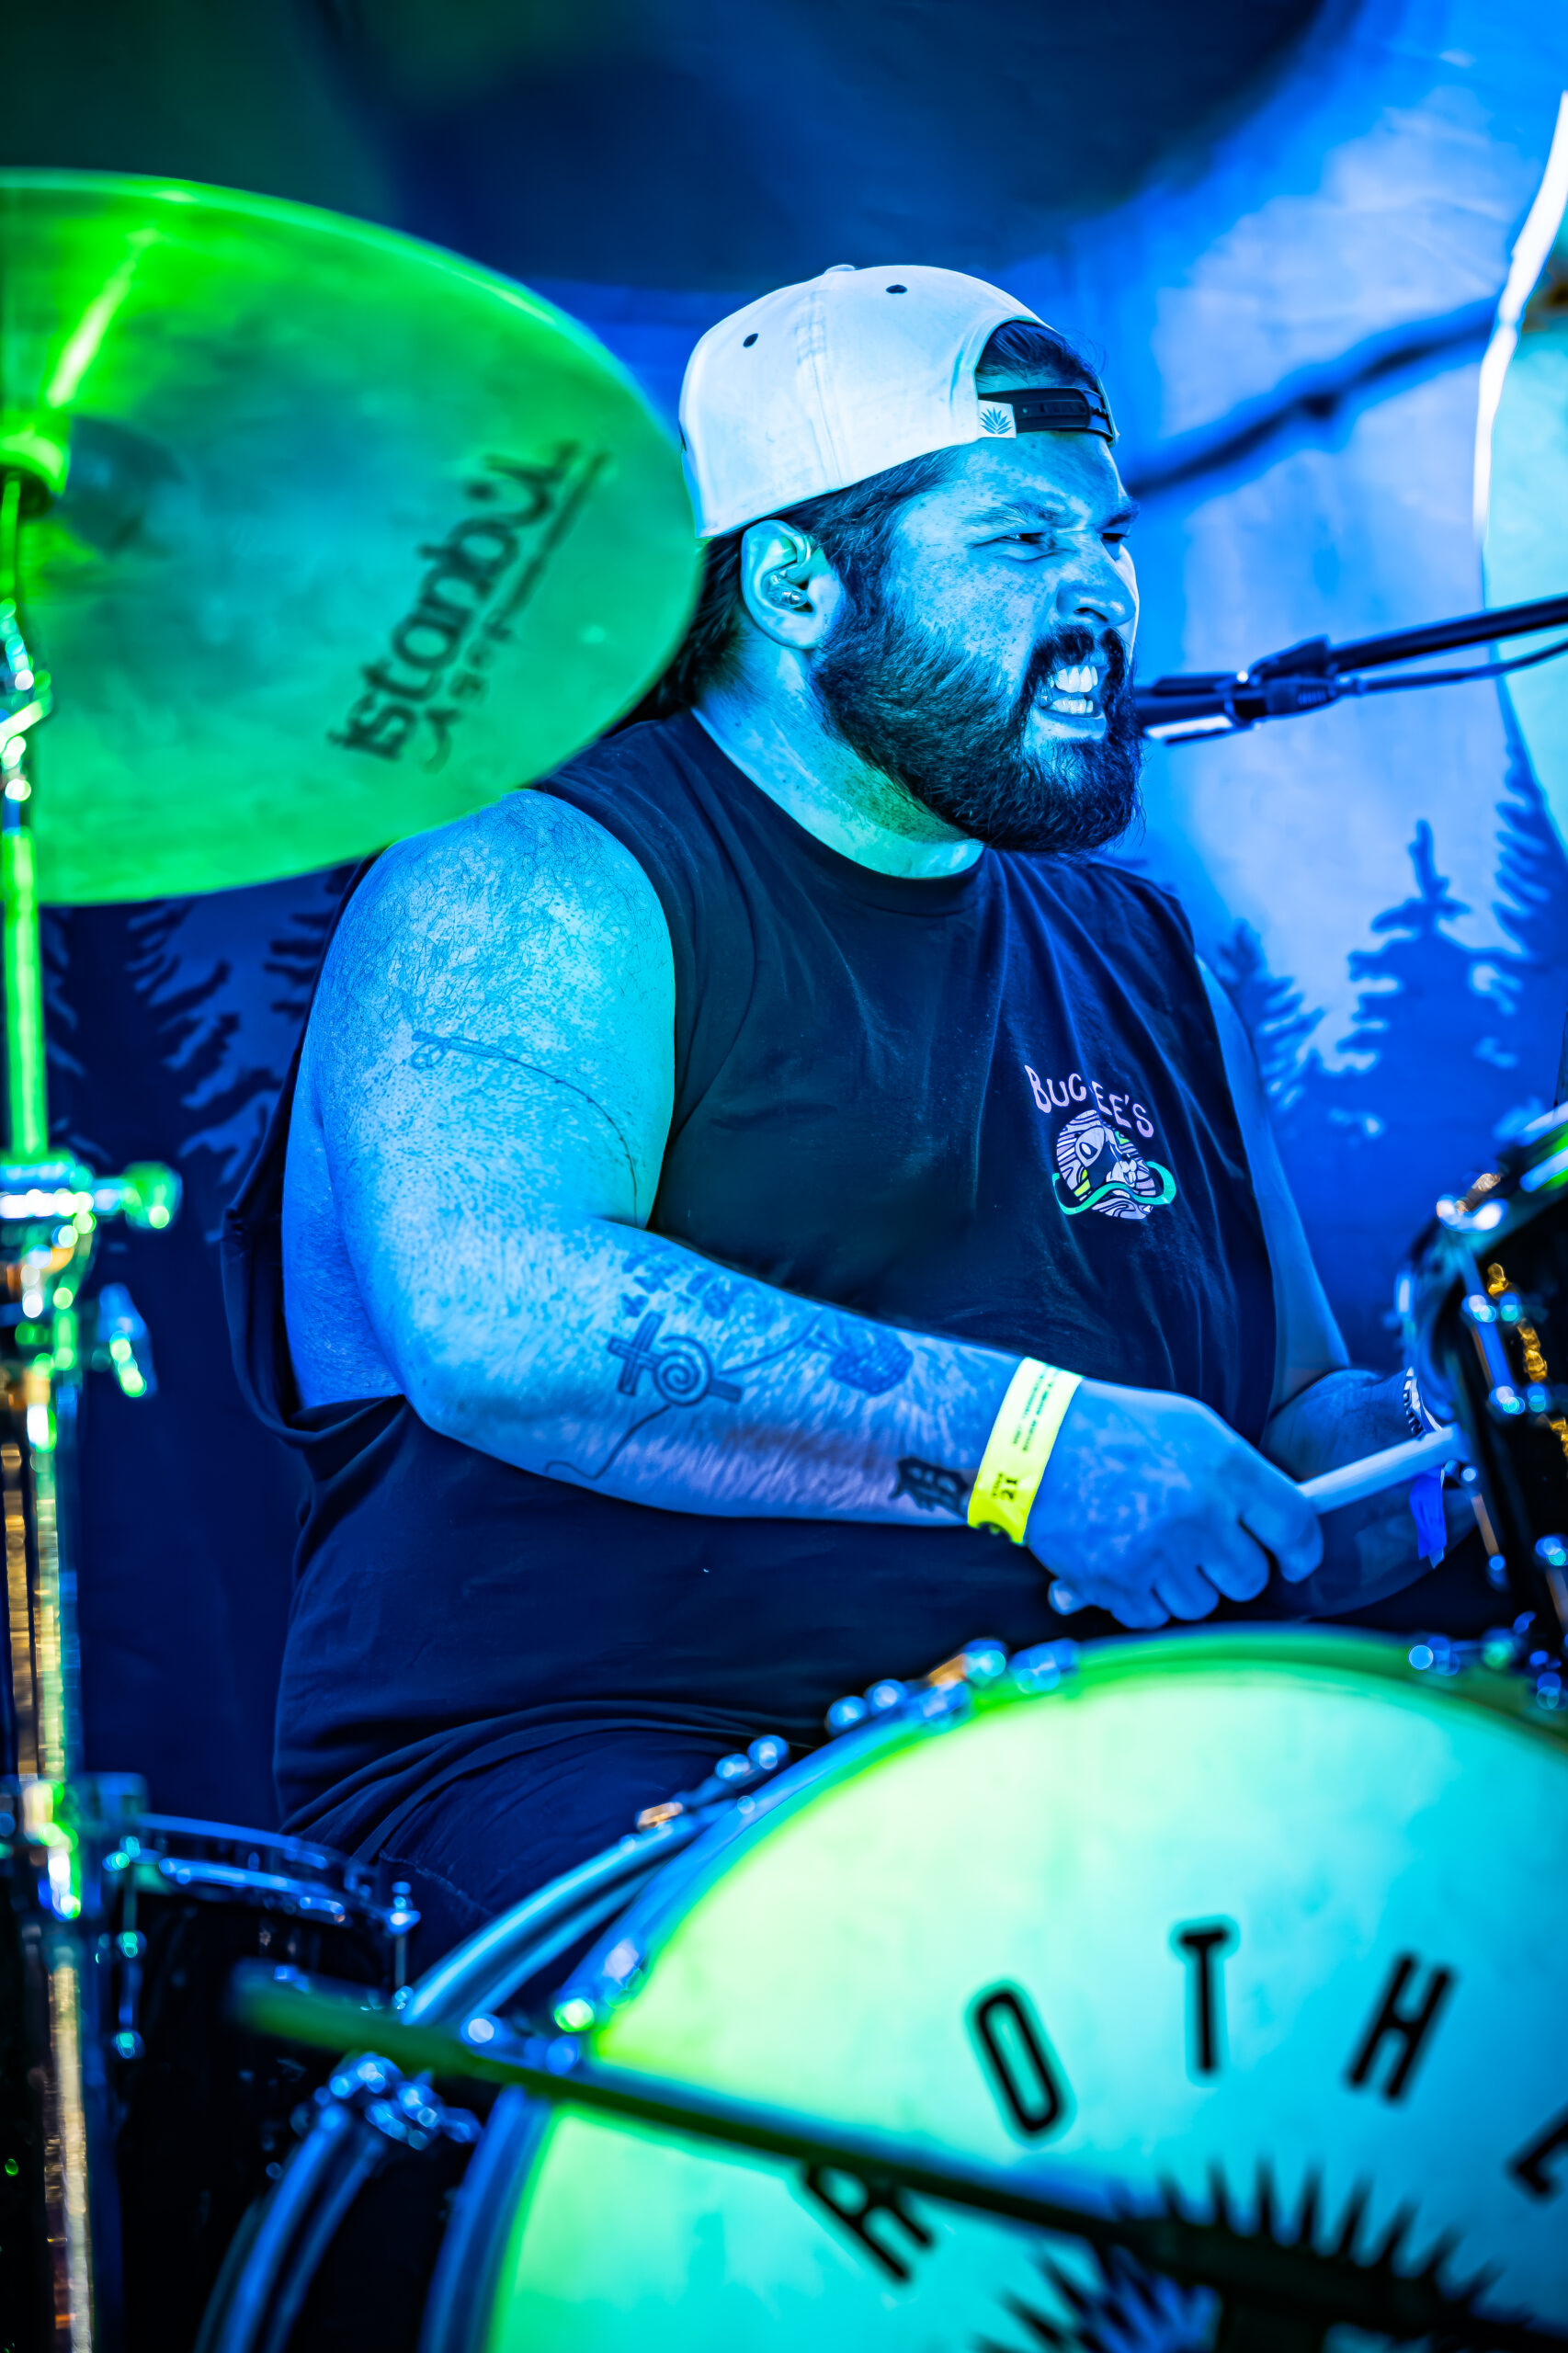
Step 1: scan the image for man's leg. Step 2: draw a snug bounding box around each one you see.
[378,1728,731,1976]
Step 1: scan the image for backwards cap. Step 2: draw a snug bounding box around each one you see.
[679,263,1113,540]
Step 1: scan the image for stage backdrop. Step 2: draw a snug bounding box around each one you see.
[8,0,1568,1820]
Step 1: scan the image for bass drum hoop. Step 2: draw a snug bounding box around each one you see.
[414,1626,1568,2353]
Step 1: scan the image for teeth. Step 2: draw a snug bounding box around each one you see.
[1048,696,1094,714]
[1047,663,1099,696]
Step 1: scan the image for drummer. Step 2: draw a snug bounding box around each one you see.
[229,265,1449,1961]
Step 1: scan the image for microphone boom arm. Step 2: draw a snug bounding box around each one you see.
[1136,591,1568,744]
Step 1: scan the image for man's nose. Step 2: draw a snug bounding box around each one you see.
[1049,540,1136,636]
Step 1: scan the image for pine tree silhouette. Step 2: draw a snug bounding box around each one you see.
[263,861,357,1025]
[1479,714,1568,1125]
[1222,774,1568,1366]
[125,903,279,1182]
[45,893,312,1821]
[1211,920,1320,1107]
[1279,824,1505,1360]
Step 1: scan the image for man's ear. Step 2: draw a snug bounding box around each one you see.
[738,520,841,651]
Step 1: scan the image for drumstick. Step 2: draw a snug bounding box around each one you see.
[1297,1423,1467,1515]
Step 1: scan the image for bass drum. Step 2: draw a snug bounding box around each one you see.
[421,1631,1568,2351]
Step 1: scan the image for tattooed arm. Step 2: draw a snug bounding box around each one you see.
[283,792,1320,1622]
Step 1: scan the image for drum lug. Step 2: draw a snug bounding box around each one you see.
[1405,1622,1567,1713]
[384,1878,420,1992]
[458,2008,585,2082]
[307,2052,483,2156]
[635,1733,790,1829]
[104,1864,147,2060]
[826,1638,1028,1739]
[1010,1641,1081,1694]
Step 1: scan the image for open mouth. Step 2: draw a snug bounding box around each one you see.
[1040,661,1102,719]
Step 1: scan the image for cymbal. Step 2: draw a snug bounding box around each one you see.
[0,171,700,904]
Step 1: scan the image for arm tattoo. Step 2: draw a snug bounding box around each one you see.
[608,1312,743,1405]
[546,1296,917,1487]
[409,1029,641,1207]
[544,1308,749,1483]
[803,1313,912,1395]
[616,1249,914,1392]
[892,1459,971,1518]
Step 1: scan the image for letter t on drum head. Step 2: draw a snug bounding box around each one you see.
[1171,1918,1238,2080]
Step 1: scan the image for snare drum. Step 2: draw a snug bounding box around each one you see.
[1404,1104,1568,1645]
[106,1815,404,2353]
[216,1631,1568,2348]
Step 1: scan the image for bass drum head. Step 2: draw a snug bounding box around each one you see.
[458,1632,1568,2348]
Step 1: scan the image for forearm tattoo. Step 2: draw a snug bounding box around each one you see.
[545,1245,916,1483]
[892,1459,971,1518]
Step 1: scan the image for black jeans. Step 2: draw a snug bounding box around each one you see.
[373,1726,731,1977]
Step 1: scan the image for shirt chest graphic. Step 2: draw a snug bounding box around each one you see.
[1026,1063,1178,1224]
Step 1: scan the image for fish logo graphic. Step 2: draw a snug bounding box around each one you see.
[1052,1106,1176,1222]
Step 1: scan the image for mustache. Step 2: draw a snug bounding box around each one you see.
[1019,624,1131,711]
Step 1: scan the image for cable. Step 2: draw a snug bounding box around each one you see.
[1349,632,1568,697]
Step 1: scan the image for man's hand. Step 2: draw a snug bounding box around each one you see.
[1027,1380,1324,1628]
[1261,1367,1455,1617]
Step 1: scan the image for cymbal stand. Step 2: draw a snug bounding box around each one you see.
[0,465,179,2352]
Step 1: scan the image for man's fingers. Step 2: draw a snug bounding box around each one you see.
[1235,1455,1323,1583]
[1153,1563,1221,1622]
[1064,1573,1168,1630]
[1110,1591,1171,1630]
[1201,1527,1273,1605]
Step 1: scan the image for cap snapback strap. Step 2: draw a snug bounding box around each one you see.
[980,386,1118,443]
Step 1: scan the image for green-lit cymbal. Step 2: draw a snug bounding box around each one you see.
[0,170,700,904]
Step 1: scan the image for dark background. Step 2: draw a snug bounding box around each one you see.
[13,1,1329,286]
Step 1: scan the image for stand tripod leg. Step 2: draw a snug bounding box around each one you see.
[6,1376,105,2353]
[0,462,176,2353]
[0,466,105,2352]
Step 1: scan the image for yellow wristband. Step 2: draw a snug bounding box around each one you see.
[967,1358,1082,1544]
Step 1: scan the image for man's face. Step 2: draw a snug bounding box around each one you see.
[810,404,1142,853]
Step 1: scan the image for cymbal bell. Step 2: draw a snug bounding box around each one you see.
[0,170,701,904]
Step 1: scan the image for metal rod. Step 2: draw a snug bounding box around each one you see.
[43,1927,95,2353]
[1320,590,1568,676]
[27,1372,78,1785]
[1136,588,1568,741]
[0,469,50,1160]
[1298,1424,1465,1514]
[0,464,100,2352]
[3,1432,38,1777]
[1,815,49,1158]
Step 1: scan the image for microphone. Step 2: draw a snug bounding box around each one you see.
[1135,590,1568,745]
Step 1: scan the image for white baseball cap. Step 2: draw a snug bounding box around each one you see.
[679,263,1111,540]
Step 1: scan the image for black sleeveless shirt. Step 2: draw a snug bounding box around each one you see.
[225,713,1276,1844]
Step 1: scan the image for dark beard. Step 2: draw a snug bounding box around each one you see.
[812,597,1142,856]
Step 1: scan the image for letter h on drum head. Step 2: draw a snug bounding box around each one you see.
[1346,1953,1455,2101]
